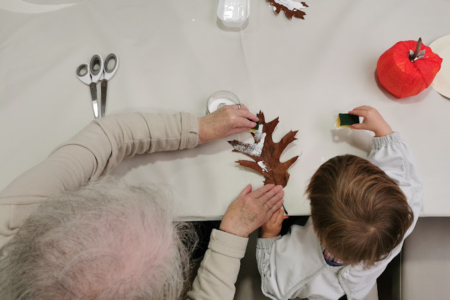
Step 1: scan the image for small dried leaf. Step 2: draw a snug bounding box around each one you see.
[228,111,299,188]
[267,0,307,20]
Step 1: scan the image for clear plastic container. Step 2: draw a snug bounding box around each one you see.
[217,0,250,28]
[207,91,241,114]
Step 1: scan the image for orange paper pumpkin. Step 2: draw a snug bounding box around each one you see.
[377,39,443,98]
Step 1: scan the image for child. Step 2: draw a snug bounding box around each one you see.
[256,106,422,300]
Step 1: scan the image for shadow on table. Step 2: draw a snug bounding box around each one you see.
[216,18,249,32]
[112,139,229,178]
[330,128,372,155]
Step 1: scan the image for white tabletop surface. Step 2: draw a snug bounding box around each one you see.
[1,0,449,219]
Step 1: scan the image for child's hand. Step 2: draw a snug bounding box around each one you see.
[261,209,288,238]
[348,106,393,137]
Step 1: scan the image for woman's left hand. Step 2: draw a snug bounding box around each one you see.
[198,104,258,144]
[220,184,285,238]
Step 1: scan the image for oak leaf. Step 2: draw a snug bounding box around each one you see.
[228,111,299,188]
[268,0,308,20]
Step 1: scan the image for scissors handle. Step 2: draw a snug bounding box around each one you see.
[89,82,99,119]
[89,54,103,83]
[103,53,119,80]
[76,63,91,85]
[100,79,108,118]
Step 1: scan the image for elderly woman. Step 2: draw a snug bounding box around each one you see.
[0,105,285,300]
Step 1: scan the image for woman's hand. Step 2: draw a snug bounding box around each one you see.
[198,104,258,144]
[219,184,284,238]
[261,209,288,238]
[348,106,393,137]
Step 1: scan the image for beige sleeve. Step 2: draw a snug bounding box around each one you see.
[0,112,199,247]
[187,229,249,300]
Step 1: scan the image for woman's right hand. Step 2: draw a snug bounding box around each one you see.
[219,184,284,238]
[198,104,258,144]
[348,106,393,137]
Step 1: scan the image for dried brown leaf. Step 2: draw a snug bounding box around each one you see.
[267,0,308,20]
[228,111,299,188]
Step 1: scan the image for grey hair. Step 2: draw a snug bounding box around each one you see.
[0,177,198,300]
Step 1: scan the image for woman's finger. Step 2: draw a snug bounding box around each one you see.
[251,184,275,199]
[232,103,251,112]
[235,118,257,129]
[263,191,284,214]
[236,109,259,122]
[266,190,284,210]
[259,185,283,203]
[269,199,284,215]
[266,189,284,210]
[240,103,248,110]
[238,184,253,198]
[227,103,249,111]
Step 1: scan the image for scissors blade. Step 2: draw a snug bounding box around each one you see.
[100,79,107,118]
[89,82,99,119]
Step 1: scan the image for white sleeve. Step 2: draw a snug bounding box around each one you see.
[256,236,284,300]
[256,223,324,300]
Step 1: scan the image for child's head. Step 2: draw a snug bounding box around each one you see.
[306,154,413,267]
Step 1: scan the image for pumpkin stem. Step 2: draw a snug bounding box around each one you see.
[409,37,425,61]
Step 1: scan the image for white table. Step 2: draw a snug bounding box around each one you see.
[1,0,449,219]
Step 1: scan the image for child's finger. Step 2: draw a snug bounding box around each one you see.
[350,123,365,130]
[348,109,368,118]
[351,105,371,111]
[276,209,285,224]
[268,209,280,223]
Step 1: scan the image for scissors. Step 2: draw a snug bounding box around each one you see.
[76,53,119,118]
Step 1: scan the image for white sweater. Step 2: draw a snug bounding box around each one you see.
[256,132,423,300]
[0,113,247,300]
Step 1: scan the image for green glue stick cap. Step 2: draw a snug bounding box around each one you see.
[248,120,260,132]
[337,114,360,128]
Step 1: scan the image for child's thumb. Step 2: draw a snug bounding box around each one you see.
[350,123,364,130]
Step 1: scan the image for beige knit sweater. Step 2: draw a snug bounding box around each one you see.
[0,112,248,300]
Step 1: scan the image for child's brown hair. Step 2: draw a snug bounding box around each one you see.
[306,154,413,267]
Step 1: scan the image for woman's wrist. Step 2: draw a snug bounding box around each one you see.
[197,117,210,144]
[219,223,249,238]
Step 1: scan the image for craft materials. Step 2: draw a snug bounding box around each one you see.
[268,0,308,20]
[207,90,258,132]
[229,111,299,215]
[207,91,240,114]
[249,120,260,132]
[232,124,266,157]
[336,113,360,128]
[217,0,250,28]
[76,53,119,119]
[377,38,442,99]
[429,35,450,98]
[258,161,269,172]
